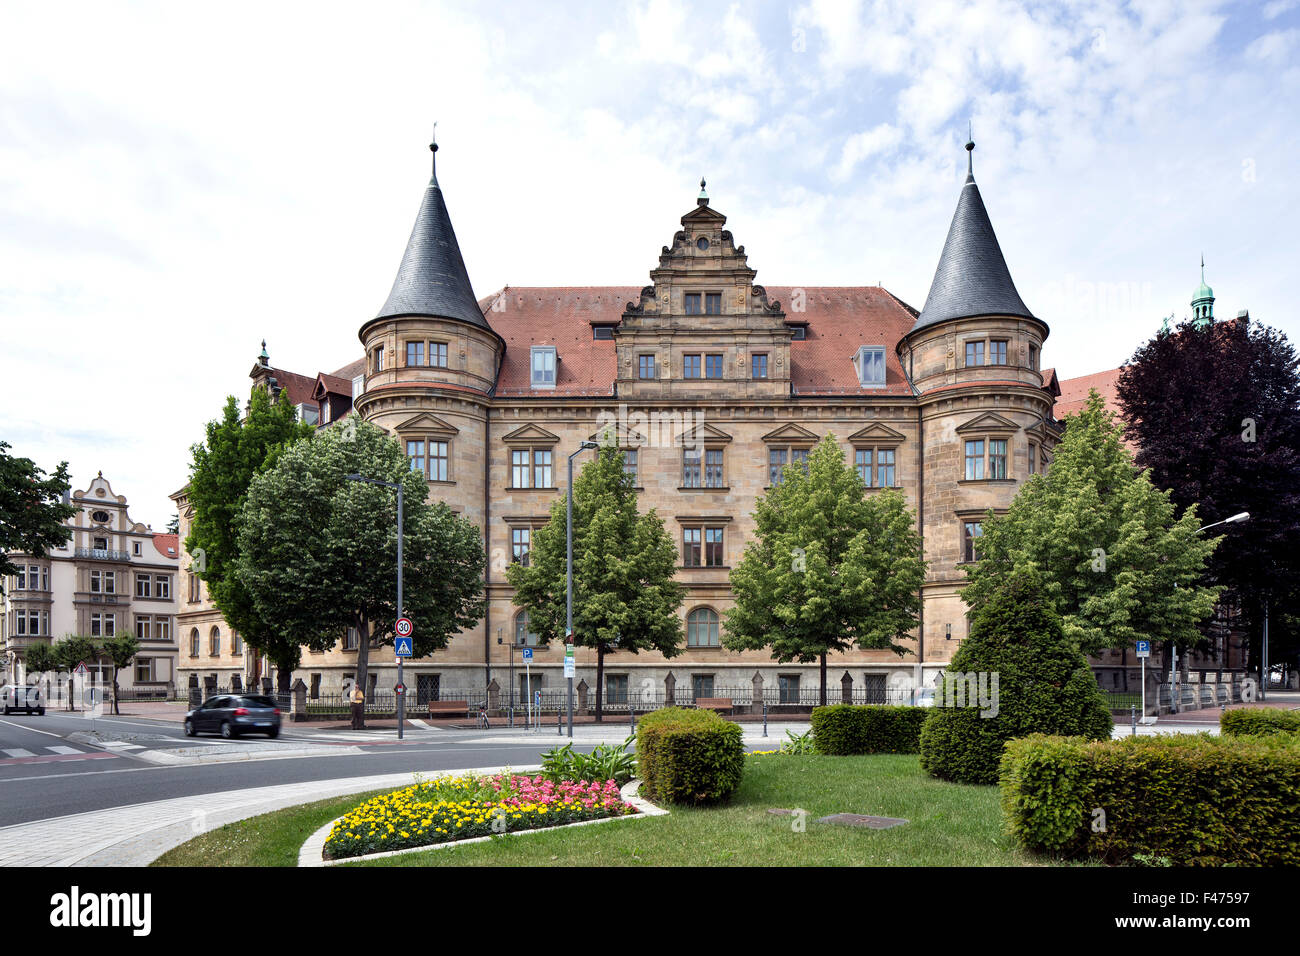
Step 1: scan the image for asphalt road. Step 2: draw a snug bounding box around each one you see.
[0,711,589,828]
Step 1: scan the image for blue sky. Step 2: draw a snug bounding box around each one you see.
[2,0,1298,527]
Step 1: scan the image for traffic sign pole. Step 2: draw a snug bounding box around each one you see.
[396,484,404,741]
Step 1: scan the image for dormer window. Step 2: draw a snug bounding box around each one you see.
[297,403,319,426]
[855,347,886,387]
[531,347,557,389]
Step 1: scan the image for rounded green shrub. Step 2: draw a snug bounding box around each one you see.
[635,707,744,805]
[811,704,927,754]
[1221,706,1300,737]
[919,570,1112,785]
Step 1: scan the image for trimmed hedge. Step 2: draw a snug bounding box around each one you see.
[1000,733,1300,866]
[811,705,927,754]
[1221,707,1300,737]
[920,570,1112,785]
[635,707,744,805]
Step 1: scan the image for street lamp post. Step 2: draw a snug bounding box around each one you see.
[344,474,405,740]
[566,441,599,739]
[1188,512,1251,709]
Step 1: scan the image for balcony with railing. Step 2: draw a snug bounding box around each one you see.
[75,547,132,562]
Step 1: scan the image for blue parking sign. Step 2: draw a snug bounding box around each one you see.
[1135,640,1150,657]
[521,648,533,662]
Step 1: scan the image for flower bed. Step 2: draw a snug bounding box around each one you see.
[323,773,637,860]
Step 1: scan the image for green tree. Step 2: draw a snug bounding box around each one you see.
[22,642,58,679]
[919,568,1113,785]
[53,635,99,673]
[0,442,75,593]
[185,388,314,691]
[101,631,141,716]
[236,420,485,727]
[507,445,684,721]
[962,391,1220,657]
[724,435,926,705]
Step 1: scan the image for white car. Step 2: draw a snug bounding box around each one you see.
[2,684,45,716]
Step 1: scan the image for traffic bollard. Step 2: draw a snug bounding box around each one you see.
[763,702,768,738]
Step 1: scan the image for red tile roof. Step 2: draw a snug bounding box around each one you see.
[1055,367,1122,420]
[264,367,319,410]
[483,285,918,398]
[151,533,179,560]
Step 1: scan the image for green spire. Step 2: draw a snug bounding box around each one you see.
[697,177,708,204]
[1191,254,1214,328]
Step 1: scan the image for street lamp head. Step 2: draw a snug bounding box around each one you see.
[344,473,364,481]
[1225,511,1250,524]
[579,441,599,449]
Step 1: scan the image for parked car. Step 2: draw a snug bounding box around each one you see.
[1,684,45,715]
[184,694,281,739]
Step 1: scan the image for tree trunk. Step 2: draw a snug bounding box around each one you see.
[355,619,371,730]
[112,677,120,716]
[595,643,605,723]
[820,652,828,707]
[276,665,292,695]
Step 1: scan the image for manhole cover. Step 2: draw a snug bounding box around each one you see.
[815,813,908,829]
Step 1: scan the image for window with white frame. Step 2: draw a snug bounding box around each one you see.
[530,347,557,388]
[855,347,886,386]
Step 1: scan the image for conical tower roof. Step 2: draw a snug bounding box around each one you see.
[374,139,490,331]
[910,139,1036,334]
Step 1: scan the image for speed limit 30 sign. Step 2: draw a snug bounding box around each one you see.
[396,617,413,638]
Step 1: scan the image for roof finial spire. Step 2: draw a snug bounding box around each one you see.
[1201,252,1205,281]
[430,121,439,179]
[697,177,708,205]
[965,122,975,179]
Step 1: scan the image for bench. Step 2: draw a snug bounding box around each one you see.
[427,700,470,718]
[696,697,734,714]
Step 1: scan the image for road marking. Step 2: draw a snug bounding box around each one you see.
[46,746,83,755]
[0,718,65,738]
[2,749,37,758]
[98,742,145,750]
[0,752,117,767]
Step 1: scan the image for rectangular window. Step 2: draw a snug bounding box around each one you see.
[407,440,426,477]
[343,628,359,651]
[791,326,807,340]
[752,354,768,379]
[511,449,530,488]
[1028,442,1038,475]
[532,449,553,488]
[965,341,984,367]
[15,566,25,589]
[989,439,1008,479]
[682,449,702,488]
[990,340,1008,365]
[232,631,242,654]
[963,521,983,563]
[593,326,615,340]
[857,347,886,386]
[705,293,721,315]
[511,528,531,566]
[133,541,142,556]
[520,673,544,700]
[790,448,810,472]
[136,617,151,640]
[622,449,638,484]
[352,375,364,399]
[431,342,448,367]
[93,536,108,551]
[429,441,448,481]
[683,528,702,567]
[692,674,715,699]
[638,354,656,379]
[704,449,724,487]
[965,440,985,480]
[684,293,701,315]
[605,674,629,705]
[778,675,800,704]
[1029,343,1040,371]
[683,354,701,379]
[704,527,724,566]
[406,341,424,367]
[155,576,170,599]
[189,573,200,603]
[705,354,723,379]
[297,403,319,426]
[135,574,151,598]
[135,658,153,683]
[373,347,384,372]
[855,448,872,484]
[530,347,556,388]
[769,448,787,485]
[157,618,170,643]
[876,448,896,487]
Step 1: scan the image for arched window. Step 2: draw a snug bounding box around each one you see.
[515,610,539,647]
[189,628,199,658]
[209,626,221,657]
[686,608,719,647]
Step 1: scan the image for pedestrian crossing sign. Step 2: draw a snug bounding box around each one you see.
[395,637,413,657]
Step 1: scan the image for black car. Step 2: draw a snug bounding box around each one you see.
[184,695,281,739]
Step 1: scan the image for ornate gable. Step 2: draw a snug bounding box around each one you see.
[395,412,460,437]
[762,422,819,445]
[955,412,1020,435]
[500,423,561,446]
[848,422,907,445]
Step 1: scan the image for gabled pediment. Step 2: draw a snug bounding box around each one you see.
[395,413,460,437]
[501,423,561,446]
[955,412,1020,435]
[1025,419,1052,442]
[675,422,734,446]
[681,203,727,226]
[847,422,907,445]
[762,422,819,445]
[590,422,648,448]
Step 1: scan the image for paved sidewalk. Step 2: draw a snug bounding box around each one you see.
[0,765,538,867]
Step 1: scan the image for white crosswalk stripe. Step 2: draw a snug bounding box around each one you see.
[46,746,83,755]
[2,749,36,758]
[98,741,145,750]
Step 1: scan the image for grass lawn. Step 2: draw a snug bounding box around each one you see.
[342,755,1076,867]
[151,789,392,867]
